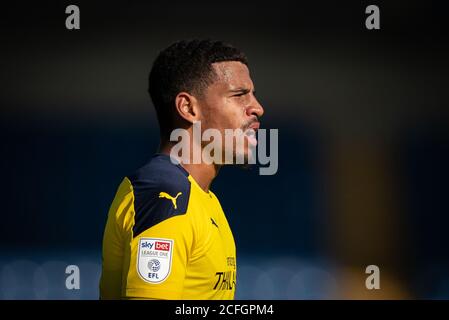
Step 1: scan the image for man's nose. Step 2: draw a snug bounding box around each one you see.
[246,96,264,119]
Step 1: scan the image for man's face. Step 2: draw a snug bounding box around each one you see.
[198,61,264,163]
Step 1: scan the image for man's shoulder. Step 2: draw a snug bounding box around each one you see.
[126,154,192,237]
[128,154,189,191]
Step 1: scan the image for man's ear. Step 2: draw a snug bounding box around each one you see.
[175,92,200,124]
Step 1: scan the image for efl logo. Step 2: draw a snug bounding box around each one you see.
[155,241,170,251]
[138,238,174,283]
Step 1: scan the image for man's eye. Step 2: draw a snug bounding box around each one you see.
[233,93,246,97]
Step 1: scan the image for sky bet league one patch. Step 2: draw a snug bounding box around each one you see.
[137,238,174,283]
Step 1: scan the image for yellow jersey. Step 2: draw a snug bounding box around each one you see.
[100,154,236,299]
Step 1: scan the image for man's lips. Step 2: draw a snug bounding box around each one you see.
[245,122,260,147]
[248,122,260,131]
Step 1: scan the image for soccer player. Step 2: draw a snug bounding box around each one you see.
[100,39,264,299]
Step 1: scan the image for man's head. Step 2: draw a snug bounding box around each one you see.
[149,39,264,163]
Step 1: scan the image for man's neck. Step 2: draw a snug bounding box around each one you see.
[159,142,220,192]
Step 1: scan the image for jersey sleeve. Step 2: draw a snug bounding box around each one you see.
[123,168,193,299]
[125,214,193,299]
[99,178,134,300]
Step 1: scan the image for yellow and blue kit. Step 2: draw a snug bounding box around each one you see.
[100,154,236,299]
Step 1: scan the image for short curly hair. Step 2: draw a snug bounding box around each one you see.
[148,39,248,138]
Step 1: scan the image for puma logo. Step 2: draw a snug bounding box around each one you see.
[158,191,182,209]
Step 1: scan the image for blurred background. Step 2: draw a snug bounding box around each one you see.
[1,0,448,299]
